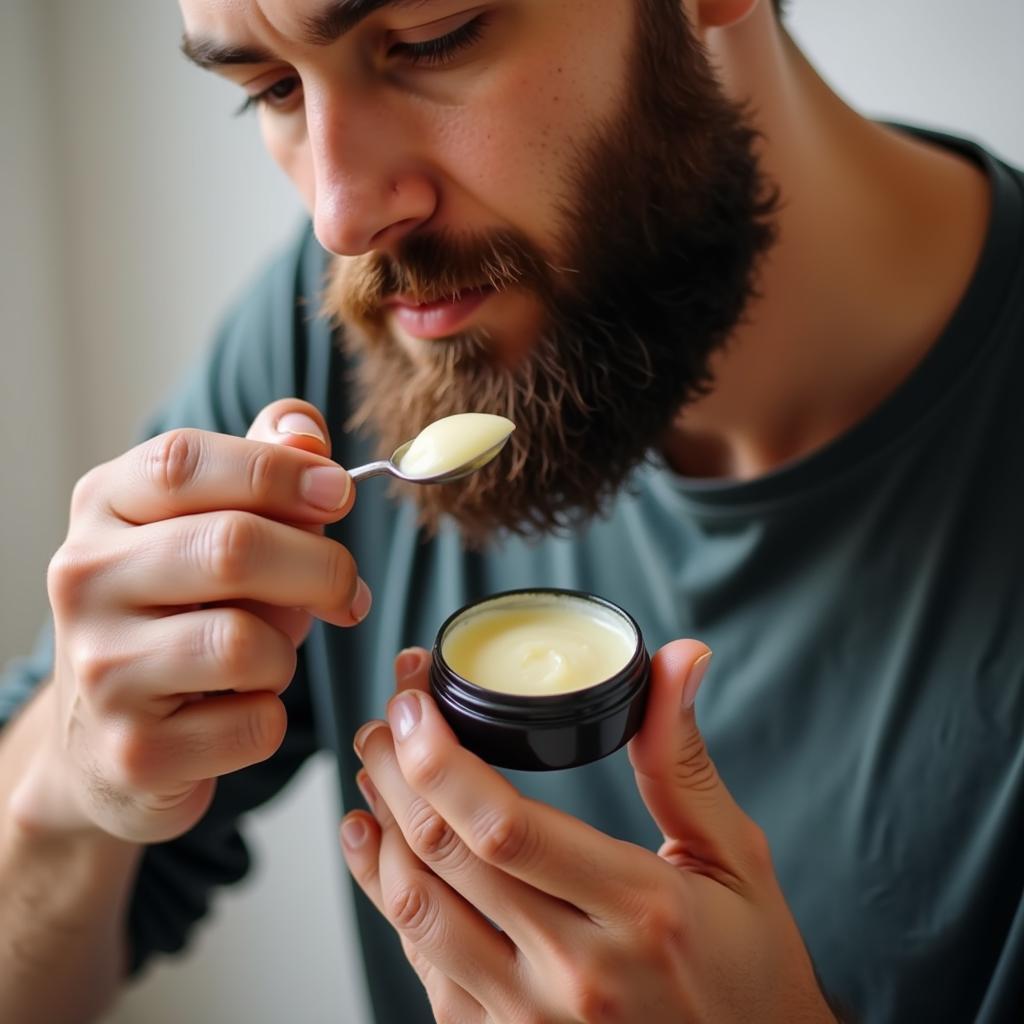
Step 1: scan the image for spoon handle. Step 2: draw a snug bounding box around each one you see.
[348,460,395,483]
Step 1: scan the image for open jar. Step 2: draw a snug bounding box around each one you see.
[429,588,651,771]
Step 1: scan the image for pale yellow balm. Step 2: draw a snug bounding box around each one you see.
[442,599,635,695]
[398,413,515,478]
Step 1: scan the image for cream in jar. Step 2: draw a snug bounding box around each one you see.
[442,600,635,696]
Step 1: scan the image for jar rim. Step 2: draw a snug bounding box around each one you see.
[432,587,647,711]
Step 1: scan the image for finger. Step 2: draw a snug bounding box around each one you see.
[341,808,387,910]
[356,720,583,959]
[245,399,333,458]
[628,641,763,882]
[107,511,371,627]
[365,765,524,1020]
[244,399,332,548]
[399,938,485,1024]
[380,694,653,921]
[393,647,431,696]
[73,427,352,530]
[229,599,312,650]
[111,690,288,788]
[340,808,486,1024]
[78,607,298,713]
[246,403,335,626]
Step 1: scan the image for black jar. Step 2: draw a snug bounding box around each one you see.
[429,588,651,771]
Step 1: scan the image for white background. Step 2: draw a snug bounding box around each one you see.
[1,2,1022,1022]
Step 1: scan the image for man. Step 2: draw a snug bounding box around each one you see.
[1,0,1021,1021]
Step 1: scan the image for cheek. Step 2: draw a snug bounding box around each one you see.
[430,100,566,258]
[434,40,629,253]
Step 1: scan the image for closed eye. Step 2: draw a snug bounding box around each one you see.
[389,13,489,68]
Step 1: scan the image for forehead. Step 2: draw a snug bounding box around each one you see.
[179,0,299,41]
[178,0,425,43]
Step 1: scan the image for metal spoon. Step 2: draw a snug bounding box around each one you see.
[348,434,512,485]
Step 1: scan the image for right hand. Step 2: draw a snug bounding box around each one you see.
[15,399,367,844]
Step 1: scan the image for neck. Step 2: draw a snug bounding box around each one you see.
[663,5,991,480]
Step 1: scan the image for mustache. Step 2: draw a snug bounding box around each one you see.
[328,228,558,324]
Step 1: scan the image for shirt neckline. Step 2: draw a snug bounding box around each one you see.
[659,126,1023,513]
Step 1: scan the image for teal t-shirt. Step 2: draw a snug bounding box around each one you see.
[3,127,1023,1023]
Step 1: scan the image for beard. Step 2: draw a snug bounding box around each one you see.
[321,0,779,547]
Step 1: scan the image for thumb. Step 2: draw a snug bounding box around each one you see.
[628,640,758,878]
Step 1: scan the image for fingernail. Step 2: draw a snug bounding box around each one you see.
[353,721,384,758]
[341,816,367,849]
[395,648,424,681]
[301,466,350,511]
[356,771,379,812]
[277,412,325,443]
[389,693,421,741]
[351,578,373,622]
[682,651,713,710]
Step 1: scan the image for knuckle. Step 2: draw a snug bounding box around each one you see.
[70,641,118,695]
[145,429,205,495]
[243,444,276,504]
[46,543,99,614]
[386,879,438,940]
[673,733,719,793]
[403,742,449,793]
[236,699,286,758]
[406,799,464,867]
[635,899,687,959]
[69,465,104,517]
[203,511,260,585]
[207,609,257,677]
[470,803,533,867]
[106,725,156,792]
[561,961,621,1024]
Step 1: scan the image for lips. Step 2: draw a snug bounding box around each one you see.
[385,286,494,340]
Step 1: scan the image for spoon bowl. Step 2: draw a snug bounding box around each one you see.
[348,434,512,486]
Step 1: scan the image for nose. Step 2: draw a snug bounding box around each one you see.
[306,90,438,257]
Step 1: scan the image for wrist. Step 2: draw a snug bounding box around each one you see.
[2,684,108,844]
[6,746,111,845]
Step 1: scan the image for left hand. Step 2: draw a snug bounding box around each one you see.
[341,641,836,1023]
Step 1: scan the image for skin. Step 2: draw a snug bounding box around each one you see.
[343,646,835,1022]
[0,401,365,1021]
[0,0,991,1020]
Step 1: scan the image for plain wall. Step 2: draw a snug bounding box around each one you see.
[0,2,69,662]
[1,2,1022,1023]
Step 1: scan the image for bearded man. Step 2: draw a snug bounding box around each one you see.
[2,2,1022,1022]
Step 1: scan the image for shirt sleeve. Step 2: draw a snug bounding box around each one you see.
[0,220,330,974]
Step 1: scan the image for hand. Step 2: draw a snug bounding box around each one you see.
[342,643,836,1024]
[13,399,370,845]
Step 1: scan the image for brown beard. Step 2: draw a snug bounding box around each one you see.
[321,0,779,547]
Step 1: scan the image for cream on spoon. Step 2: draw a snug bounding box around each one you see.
[348,413,516,485]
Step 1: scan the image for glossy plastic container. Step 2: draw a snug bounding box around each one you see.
[429,588,651,771]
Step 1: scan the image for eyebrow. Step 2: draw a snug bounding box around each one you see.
[181,1,420,69]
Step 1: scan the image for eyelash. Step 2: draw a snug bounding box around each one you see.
[235,78,299,117]
[389,13,489,68]
[234,13,489,115]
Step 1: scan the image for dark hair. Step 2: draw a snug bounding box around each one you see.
[773,0,788,16]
